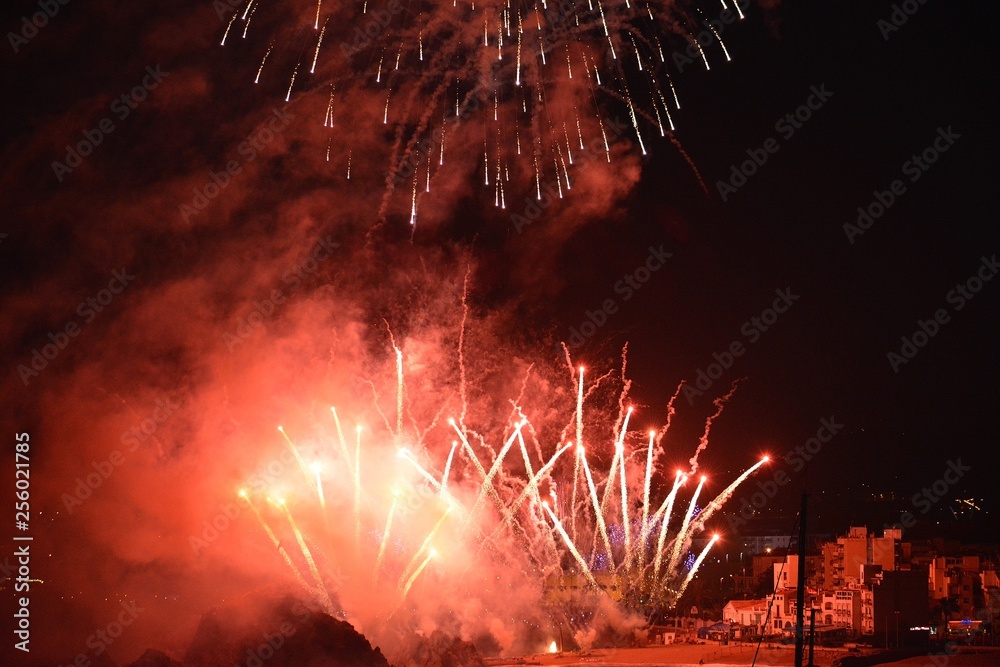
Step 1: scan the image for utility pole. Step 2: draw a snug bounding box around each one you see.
[794,493,808,667]
[808,608,816,667]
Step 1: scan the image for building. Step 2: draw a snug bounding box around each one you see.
[772,554,824,591]
[872,569,930,646]
[819,589,862,631]
[724,527,995,644]
[722,599,768,634]
[753,553,785,579]
[928,556,981,620]
[860,588,875,635]
[773,554,800,591]
[697,622,734,641]
[824,527,901,589]
[981,566,999,624]
[765,590,801,636]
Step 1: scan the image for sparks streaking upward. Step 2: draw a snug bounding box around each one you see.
[233,341,768,646]
[219,0,747,227]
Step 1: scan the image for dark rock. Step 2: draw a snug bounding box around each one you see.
[393,631,486,667]
[184,590,387,667]
[124,648,184,667]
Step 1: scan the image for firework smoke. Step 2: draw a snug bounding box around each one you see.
[226,329,768,656]
[0,2,761,664]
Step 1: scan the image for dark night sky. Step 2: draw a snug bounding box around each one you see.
[0,0,998,662]
[2,1,997,524]
[491,0,1000,537]
[1,2,996,524]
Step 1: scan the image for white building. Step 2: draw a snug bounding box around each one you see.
[722,599,768,633]
[819,589,862,632]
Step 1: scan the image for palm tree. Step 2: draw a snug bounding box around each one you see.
[932,597,959,637]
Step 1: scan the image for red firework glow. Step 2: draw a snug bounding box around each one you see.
[216,336,769,654]
[4,0,995,664]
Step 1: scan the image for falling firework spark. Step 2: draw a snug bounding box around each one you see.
[220,0,750,226]
[690,456,770,531]
[580,444,614,566]
[542,501,601,590]
[399,450,444,492]
[441,440,458,494]
[651,469,686,582]
[278,425,310,481]
[354,425,363,547]
[312,462,325,511]
[399,548,436,605]
[272,497,335,612]
[675,533,719,599]
[400,504,453,585]
[664,474,706,578]
[373,490,399,584]
[640,429,655,557]
[617,407,633,559]
[490,441,573,540]
[239,490,313,594]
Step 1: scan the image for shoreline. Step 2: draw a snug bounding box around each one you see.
[489,642,1000,667]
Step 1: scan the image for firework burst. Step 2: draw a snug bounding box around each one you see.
[220,0,748,226]
[235,340,768,648]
